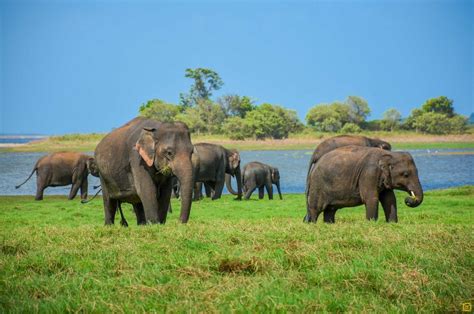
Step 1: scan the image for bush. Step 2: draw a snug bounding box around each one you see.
[340,123,361,134]
[411,112,467,134]
[139,99,179,122]
[245,104,303,139]
[222,117,251,140]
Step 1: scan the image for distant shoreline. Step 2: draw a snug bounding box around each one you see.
[0,132,473,152]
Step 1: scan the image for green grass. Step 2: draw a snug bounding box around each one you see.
[1,187,473,312]
[1,131,473,152]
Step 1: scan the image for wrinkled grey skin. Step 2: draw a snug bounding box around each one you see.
[94,117,194,225]
[15,152,98,201]
[192,143,242,201]
[242,161,282,200]
[304,135,392,222]
[306,146,423,223]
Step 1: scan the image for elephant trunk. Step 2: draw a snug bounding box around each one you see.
[276,181,282,200]
[225,169,242,200]
[225,174,238,195]
[172,157,194,223]
[404,182,423,208]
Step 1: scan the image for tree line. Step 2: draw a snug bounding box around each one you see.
[139,68,469,139]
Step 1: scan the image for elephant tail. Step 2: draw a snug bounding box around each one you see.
[15,165,38,189]
[117,202,129,227]
[81,188,102,204]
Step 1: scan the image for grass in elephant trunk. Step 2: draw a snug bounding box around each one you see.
[0,187,473,312]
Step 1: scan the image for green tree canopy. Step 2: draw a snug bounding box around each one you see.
[179,68,223,108]
[421,96,454,117]
[176,99,225,134]
[346,96,371,125]
[217,94,255,118]
[138,99,179,122]
[222,116,252,140]
[305,102,351,132]
[245,104,303,139]
[411,112,467,134]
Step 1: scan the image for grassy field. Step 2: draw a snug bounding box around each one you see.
[1,187,473,312]
[2,131,474,152]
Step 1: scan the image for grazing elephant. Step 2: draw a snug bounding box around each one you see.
[306,146,423,223]
[193,143,242,200]
[242,161,282,200]
[94,117,194,225]
[304,135,392,221]
[15,152,98,201]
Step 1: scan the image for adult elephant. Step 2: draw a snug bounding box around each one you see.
[15,152,98,201]
[94,117,194,225]
[304,135,392,221]
[193,143,242,200]
[242,161,282,200]
[306,146,423,223]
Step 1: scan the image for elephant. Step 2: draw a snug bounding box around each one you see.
[94,117,194,225]
[15,152,98,201]
[304,135,392,221]
[192,143,242,201]
[241,161,282,200]
[306,145,423,223]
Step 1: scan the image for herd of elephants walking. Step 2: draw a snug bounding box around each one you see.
[15,117,424,225]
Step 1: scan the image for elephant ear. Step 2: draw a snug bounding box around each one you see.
[135,128,156,167]
[86,157,99,177]
[378,155,393,189]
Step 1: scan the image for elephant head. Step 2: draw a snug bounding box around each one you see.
[368,138,392,151]
[135,123,194,223]
[378,152,423,208]
[271,167,283,200]
[86,157,100,177]
[225,149,242,200]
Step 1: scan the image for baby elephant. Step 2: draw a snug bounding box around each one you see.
[242,161,282,200]
[15,152,98,201]
[306,146,423,223]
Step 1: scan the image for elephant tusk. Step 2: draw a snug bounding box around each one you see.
[410,191,417,200]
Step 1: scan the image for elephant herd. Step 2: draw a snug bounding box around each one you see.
[16,117,423,225]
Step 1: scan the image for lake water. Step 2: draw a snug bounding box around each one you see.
[0,135,47,145]
[0,149,473,196]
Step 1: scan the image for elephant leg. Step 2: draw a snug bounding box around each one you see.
[265,182,273,200]
[35,179,46,201]
[131,168,159,223]
[80,178,88,200]
[204,183,212,198]
[323,207,336,223]
[364,194,380,221]
[133,203,146,225]
[193,182,201,201]
[212,179,225,200]
[68,180,82,200]
[380,190,398,223]
[258,186,265,199]
[103,197,118,225]
[157,180,172,224]
[244,182,257,200]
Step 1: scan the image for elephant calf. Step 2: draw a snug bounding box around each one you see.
[242,161,282,200]
[15,152,98,201]
[306,146,423,223]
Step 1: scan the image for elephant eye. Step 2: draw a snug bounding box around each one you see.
[403,172,409,178]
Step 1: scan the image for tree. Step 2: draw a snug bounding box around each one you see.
[340,122,361,134]
[245,104,303,139]
[222,117,252,140]
[421,96,454,117]
[411,112,467,134]
[346,96,371,125]
[305,102,351,131]
[179,68,224,108]
[176,99,225,135]
[381,108,401,131]
[217,94,255,118]
[139,99,179,122]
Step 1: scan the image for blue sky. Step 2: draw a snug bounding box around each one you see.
[1,0,472,134]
